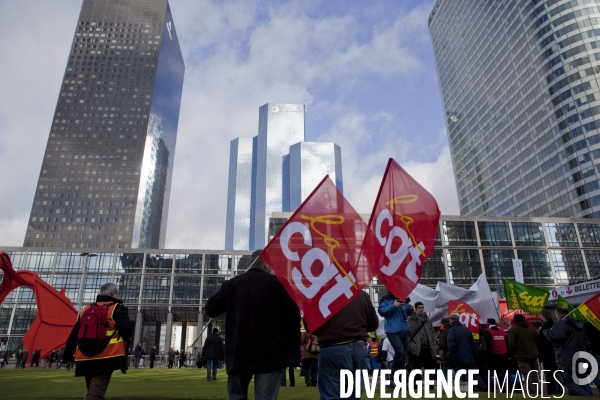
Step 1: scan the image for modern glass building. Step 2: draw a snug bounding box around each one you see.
[288,142,343,211]
[3,214,600,356]
[429,0,600,219]
[225,105,344,250]
[225,138,255,250]
[24,0,184,250]
[253,103,306,249]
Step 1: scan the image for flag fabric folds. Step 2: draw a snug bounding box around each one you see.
[503,279,549,314]
[448,300,481,339]
[556,295,584,322]
[577,292,600,330]
[260,176,374,332]
[361,158,441,300]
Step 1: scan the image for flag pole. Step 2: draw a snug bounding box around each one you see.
[190,253,263,348]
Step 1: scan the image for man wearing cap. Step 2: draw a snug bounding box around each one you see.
[205,250,300,400]
[508,314,539,394]
[447,313,477,373]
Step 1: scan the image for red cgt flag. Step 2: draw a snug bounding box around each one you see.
[362,159,441,300]
[260,176,374,332]
[448,300,481,339]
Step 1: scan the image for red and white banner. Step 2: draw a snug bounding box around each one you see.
[260,176,375,332]
[362,159,441,300]
[448,300,480,339]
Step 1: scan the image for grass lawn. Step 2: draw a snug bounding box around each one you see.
[0,367,590,399]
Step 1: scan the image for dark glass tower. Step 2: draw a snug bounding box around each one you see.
[24,0,184,250]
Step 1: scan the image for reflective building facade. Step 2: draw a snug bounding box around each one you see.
[429,0,600,218]
[288,142,343,211]
[225,104,344,250]
[225,138,255,250]
[253,103,305,249]
[4,214,600,355]
[24,0,184,250]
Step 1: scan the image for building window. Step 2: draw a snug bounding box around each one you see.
[551,250,588,285]
[477,221,512,246]
[512,223,546,246]
[443,221,478,246]
[446,249,481,285]
[517,250,553,284]
[578,223,600,247]
[545,223,578,247]
[421,249,446,285]
[482,249,515,284]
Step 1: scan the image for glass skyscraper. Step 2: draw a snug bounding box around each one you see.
[429,0,600,219]
[225,138,255,250]
[225,104,343,250]
[24,0,184,250]
[253,103,306,249]
[288,142,343,211]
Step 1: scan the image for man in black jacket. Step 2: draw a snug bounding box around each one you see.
[544,306,593,396]
[149,346,156,369]
[537,310,559,395]
[205,250,300,400]
[447,314,477,371]
[202,328,224,381]
[311,290,378,400]
[63,282,133,400]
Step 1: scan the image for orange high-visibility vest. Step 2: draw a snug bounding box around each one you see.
[74,302,126,361]
[369,341,379,357]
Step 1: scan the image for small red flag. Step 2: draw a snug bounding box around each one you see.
[260,176,373,332]
[448,300,481,339]
[362,159,441,299]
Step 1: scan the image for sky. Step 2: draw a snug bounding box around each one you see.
[0,0,459,250]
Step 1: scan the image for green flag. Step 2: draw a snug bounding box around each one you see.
[503,279,549,314]
[557,295,584,321]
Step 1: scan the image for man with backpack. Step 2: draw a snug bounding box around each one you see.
[63,282,133,400]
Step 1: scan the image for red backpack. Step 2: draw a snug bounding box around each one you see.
[77,302,116,356]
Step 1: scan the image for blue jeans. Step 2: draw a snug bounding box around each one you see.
[369,357,379,371]
[227,369,281,400]
[562,370,593,397]
[206,358,218,381]
[318,341,369,400]
[386,333,408,375]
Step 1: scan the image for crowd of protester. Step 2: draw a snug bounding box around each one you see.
[4,249,600,400]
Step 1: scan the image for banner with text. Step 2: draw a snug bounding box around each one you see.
[448,300,480,339]
[557,295,584,322]
[261,176,375,332]
[577,292,600,331]
[361,159,441,300]
[503,279,549,314]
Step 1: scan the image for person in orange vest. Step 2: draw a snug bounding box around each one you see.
[368,336,380,371]
[63,282,133,400]
[484,318,508,378]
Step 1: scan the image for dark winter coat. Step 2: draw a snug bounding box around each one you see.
[312,291,378,346]
[205,267,300,373]
[63,294,133,377]
[202,333,224,360]
[544,316,592,371]
[437,324,451,366]
[537,319,557,369]
[134,344,142,358]
[447,321,477,366]
[149,349,156,361]
[508,321,539,360]
[408,313,437,359]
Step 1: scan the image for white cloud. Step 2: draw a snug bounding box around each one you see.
[0,0,456,250]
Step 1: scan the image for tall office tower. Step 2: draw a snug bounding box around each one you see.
[225,138,255,250]
[429,1,600,218]
[253,103,305,249]
[288,142,343,211]
[24,0,184,249]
